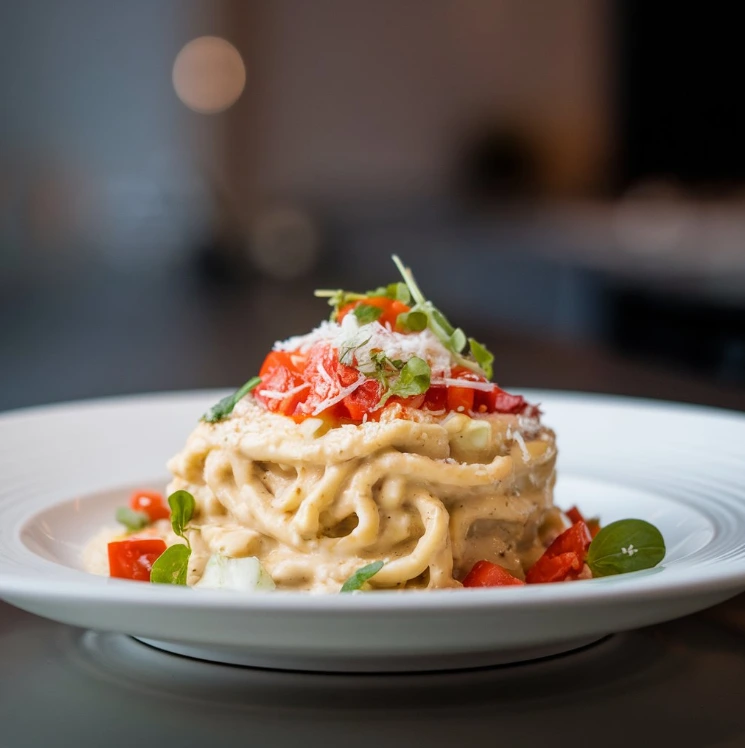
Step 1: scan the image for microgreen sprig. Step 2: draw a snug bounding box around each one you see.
[340,560,385,592]
[202,377,261,423]
[150,490,196,585]
[390,255,493,379]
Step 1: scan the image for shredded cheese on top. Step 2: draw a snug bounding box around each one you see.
[275,314,456,379]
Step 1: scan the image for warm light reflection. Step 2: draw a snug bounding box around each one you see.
[172,36,246,114]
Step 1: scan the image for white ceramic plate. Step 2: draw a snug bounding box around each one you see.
[1,390,744,672]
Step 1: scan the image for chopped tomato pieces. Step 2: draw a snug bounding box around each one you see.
[259,350,300,379]
[255,364,308,416]
[475,386,527,414]
[343,379,381,420]
[446,386,475,413]
[130,490,170,523]
[423,385,447,411]
[546,521,592,560]
[525,521,592,584]
[566,506,585,525]
[526,551,583,584]
[463,560,525,587]
[108,538,167,581]
[337,296,411,330]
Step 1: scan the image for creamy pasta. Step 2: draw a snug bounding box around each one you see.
[164,398,560,592]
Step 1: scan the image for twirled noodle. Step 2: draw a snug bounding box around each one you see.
[163,397,561,592]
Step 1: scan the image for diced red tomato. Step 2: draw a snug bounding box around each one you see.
[566,506,586,525]
[255,364,308,416]
[565,506,601,538]
[130,490,170,523]
[545,521,592,560]
[423,385,447,411]
[300,344,359,415]
[259,350,301,379]
[337,296,411,330]
[108,538,167,581]
[446,386,474,413]
[525,521,592,584]
[526,551,583,584]
[463,560,525,587]
[474,386,527,414]
[343,379,382,420]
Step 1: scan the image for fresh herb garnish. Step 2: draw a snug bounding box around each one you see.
[353,304,383,325]
[390,255,493,378]
[115,507,149,532]
[339,336,371,366]
[315,282,411,321]
[340,560,385,592]
[202,377,261,423]
[168,490,195,538]
[395,309,428,332]
[150,544,191,585]
[586,519,665,577]
[150,490,196,585]
[468,338,494,380]
[377,356,431,407]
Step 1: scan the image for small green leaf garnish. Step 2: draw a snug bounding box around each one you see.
[202,377,261,423]
[469,338,494,380]
[339,336,371,366]
[353,303,384,324]
[168,490,195,541]
[340,560,385,592]
[378,356,431,407]
[115,507,149,532]
[390,255,494,378]
[396,310,428,332]
[150,544,191,585]
[586,519,665,577]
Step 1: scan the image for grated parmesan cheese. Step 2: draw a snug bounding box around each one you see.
[274,314,455,379]
[258,383,310,400]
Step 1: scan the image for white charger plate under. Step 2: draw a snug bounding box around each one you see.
[1,390,744,672]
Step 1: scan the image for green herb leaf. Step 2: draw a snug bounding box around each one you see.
[388,282,411,303]
[396,310,428,332]
[202,377,261,423]
[469,338,494,380]
[340,560,385,592]
[115,507,149,532]
[150,544,191,585]
[168,490,195,541]
[449,328,467,354]
[353,303,384,325]
[586,519,666,577]
[378,356,431,407]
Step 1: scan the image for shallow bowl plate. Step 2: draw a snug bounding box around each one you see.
[1,391,744,671]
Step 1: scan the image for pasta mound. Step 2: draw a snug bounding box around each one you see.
[166,397,559,592]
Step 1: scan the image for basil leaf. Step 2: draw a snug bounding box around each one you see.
[586,519,666,577]
[202,377,261,423]
[469,338,494,380]
[115,507,149,532]
[353,304,383,325]
[168,490,195,540]
[340,560,384,592]
[150,544,191,585]
[396,310,428,332]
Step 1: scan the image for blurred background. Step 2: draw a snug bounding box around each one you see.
[2,0,745,411]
